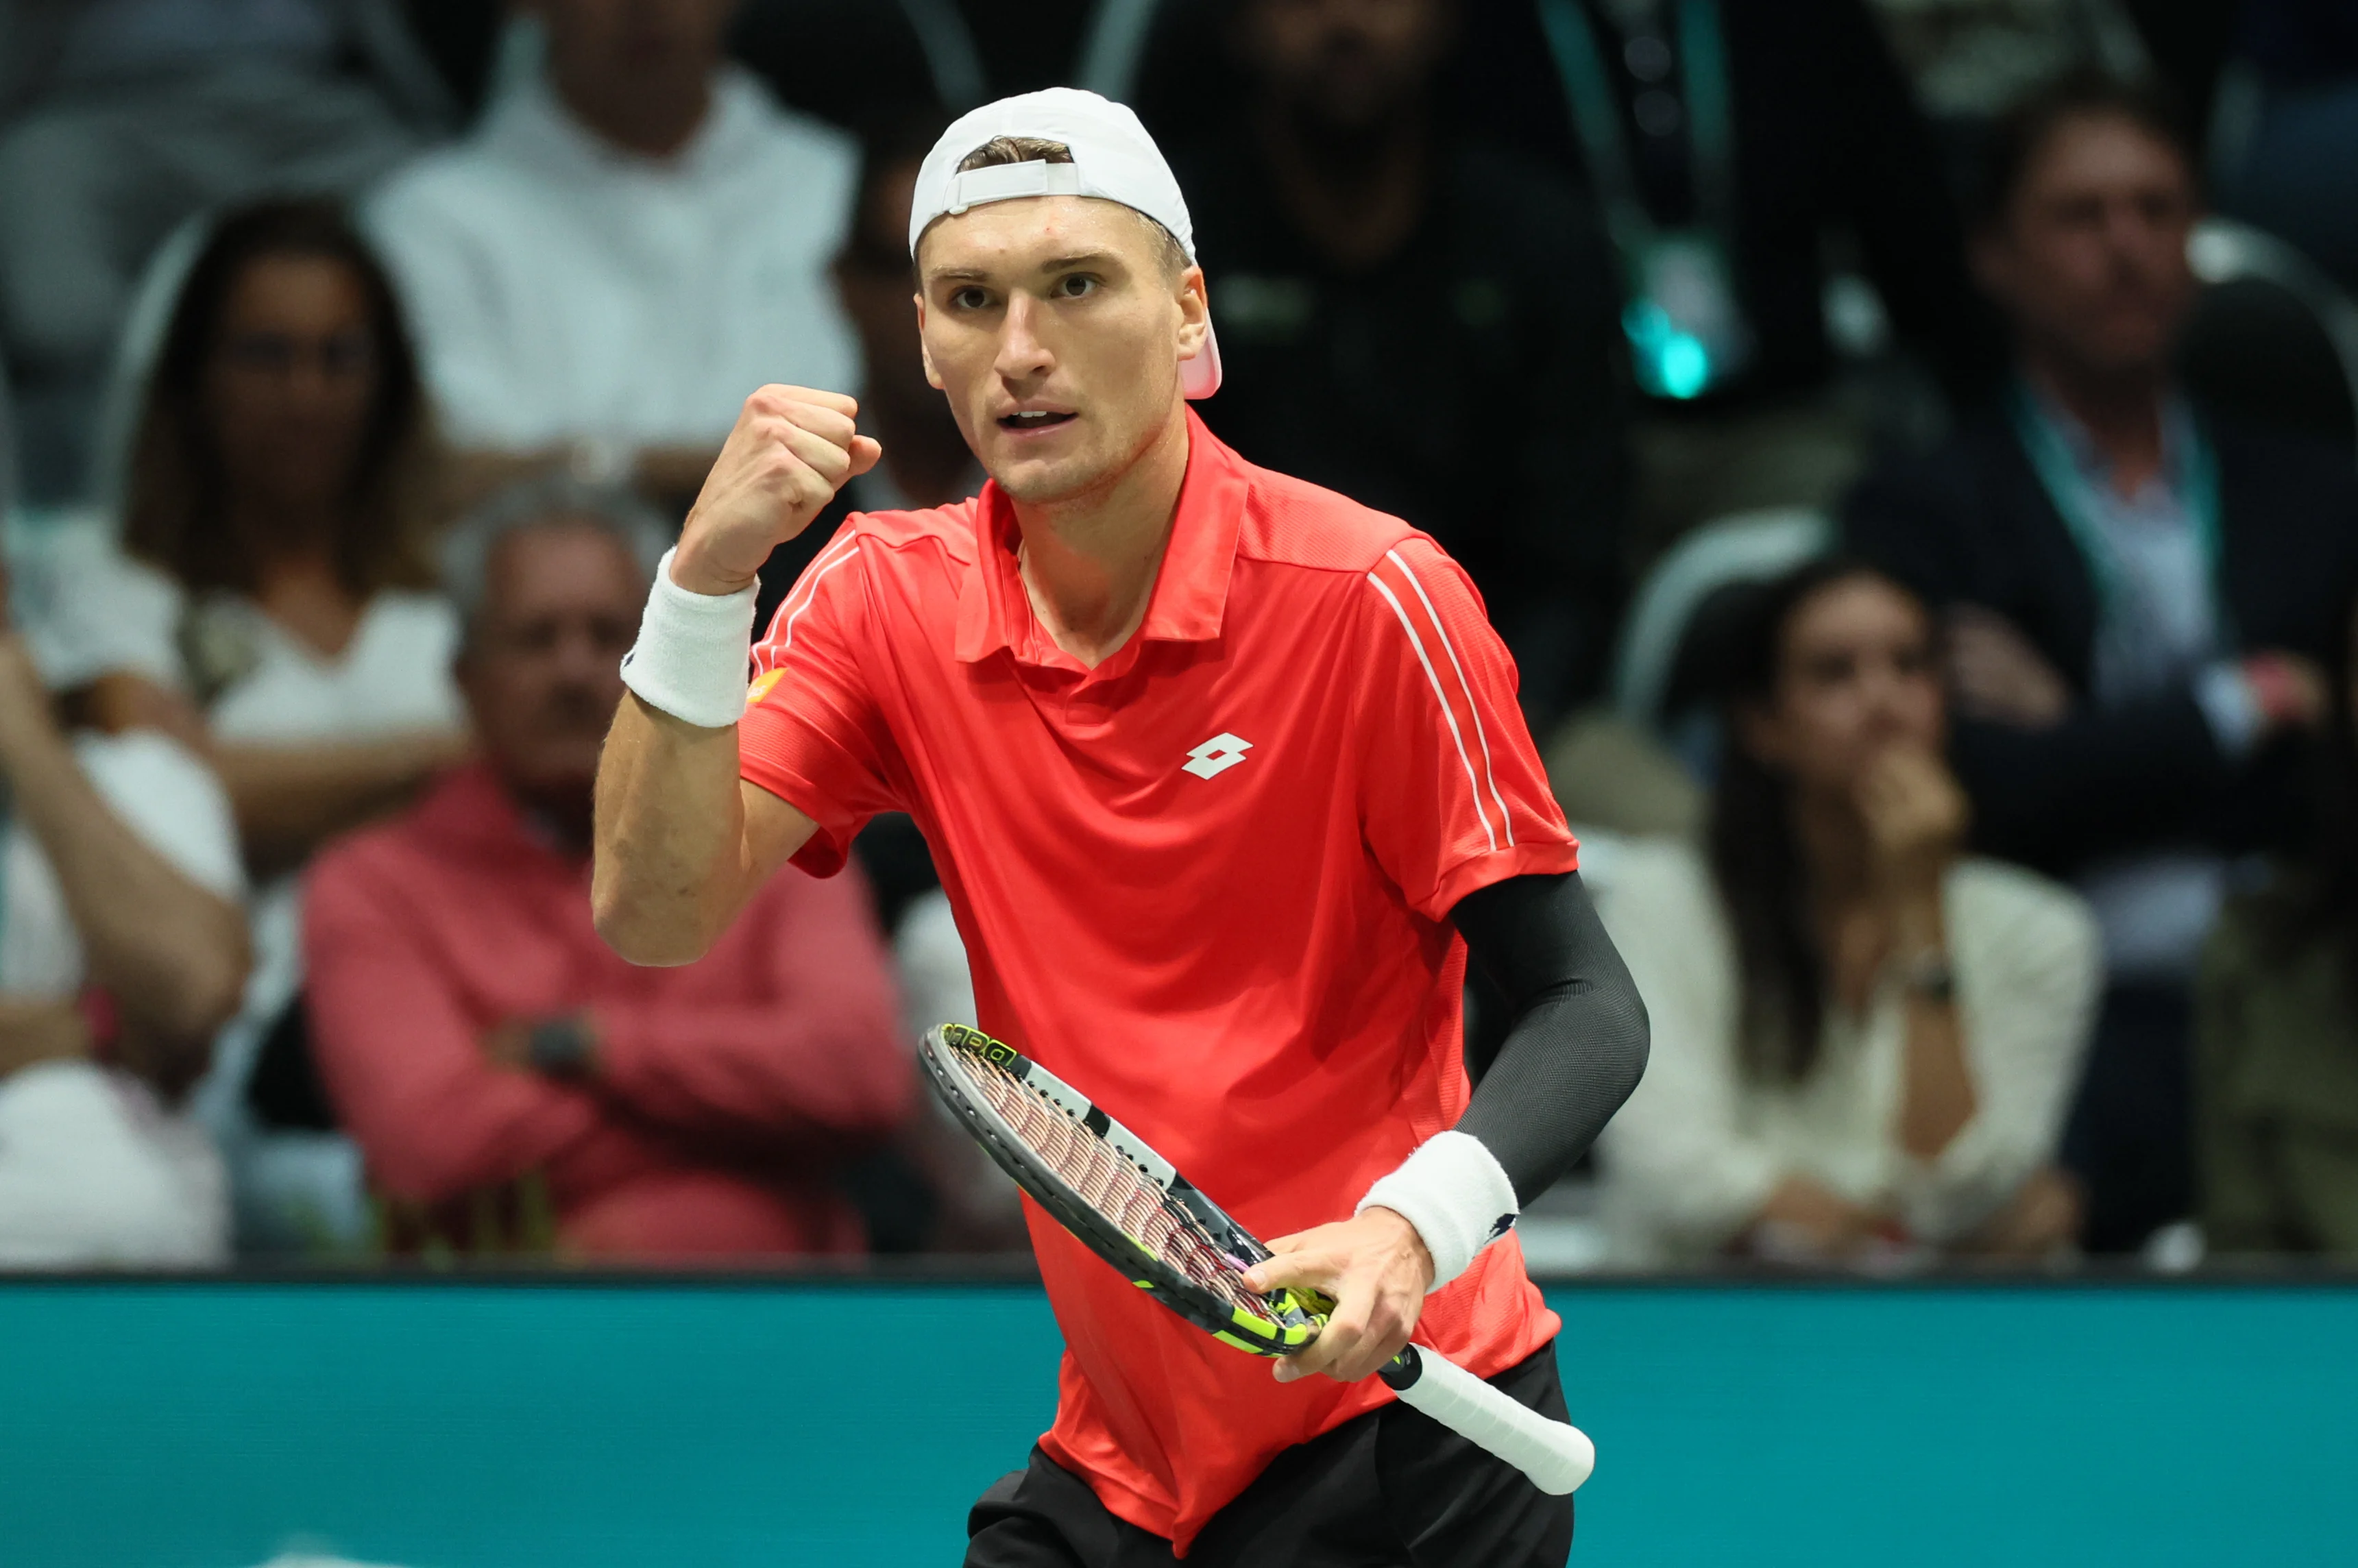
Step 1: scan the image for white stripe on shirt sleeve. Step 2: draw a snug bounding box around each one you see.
[1367,570,1498,854]
[755,537,862,674]
[1385,548,1515,847]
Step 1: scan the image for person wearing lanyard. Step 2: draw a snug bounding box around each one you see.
[1843,72,2358,1254]
[1529,0,1990,557]
[1161,0,1631,731]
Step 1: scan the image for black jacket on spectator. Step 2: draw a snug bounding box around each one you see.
[1171,132,1631,714]
[1843,409,2358,877]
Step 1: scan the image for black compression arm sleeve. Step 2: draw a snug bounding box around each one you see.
[1450,871,1650,1205]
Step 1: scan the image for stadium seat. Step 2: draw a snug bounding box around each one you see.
[82,212,215,515]
[1609,506,1833,738]
[2180,216,2358,459]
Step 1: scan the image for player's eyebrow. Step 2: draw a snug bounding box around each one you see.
[927,250,1128,287]
[1036,251,1122,273]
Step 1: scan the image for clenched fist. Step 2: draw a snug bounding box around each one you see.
[670,385,883,596]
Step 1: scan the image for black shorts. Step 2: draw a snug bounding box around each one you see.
[964,1340,1575,1567]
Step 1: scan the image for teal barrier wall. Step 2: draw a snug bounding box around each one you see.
[1,1279,2352,1567]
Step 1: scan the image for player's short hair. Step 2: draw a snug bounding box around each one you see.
[1975,69,2194,230]
[943,136,1192,280]
[441,473,672,651]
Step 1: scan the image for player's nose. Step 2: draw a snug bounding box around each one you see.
[994,293,1056,382]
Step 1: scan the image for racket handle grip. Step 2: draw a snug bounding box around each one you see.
[1381,1345,1596,1496]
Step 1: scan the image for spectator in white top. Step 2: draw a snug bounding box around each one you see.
[0,561,250,1267]
[106,198,467,1251]
[1596,559,2100,1266]
[365,1,860,513]
[116,199,467,873]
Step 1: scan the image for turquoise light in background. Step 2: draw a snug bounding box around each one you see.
[1,1280,2352,1567]
[1654,337,1710,400]
[1621,303,1714,400]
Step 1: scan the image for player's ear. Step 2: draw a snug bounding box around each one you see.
[1176,265,1210,361]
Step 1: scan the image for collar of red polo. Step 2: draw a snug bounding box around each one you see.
[954,409,1247,667]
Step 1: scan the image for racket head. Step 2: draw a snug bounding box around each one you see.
[919,1023,1324,1357]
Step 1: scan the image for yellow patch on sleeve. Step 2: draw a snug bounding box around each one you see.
[745,669,786,708]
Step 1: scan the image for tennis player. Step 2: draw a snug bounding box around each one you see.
[594,89,1649,1567]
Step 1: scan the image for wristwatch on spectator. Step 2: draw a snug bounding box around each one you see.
[526,1016,599,1080]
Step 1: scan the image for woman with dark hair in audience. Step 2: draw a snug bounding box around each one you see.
[1596,559,2099,1264]
[98,197,468,1251]
[2198,585,2358,1257]
[118,197,467,877]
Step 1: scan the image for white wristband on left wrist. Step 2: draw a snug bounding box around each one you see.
[1357,1129,1520,1292]
[619,546,760,728]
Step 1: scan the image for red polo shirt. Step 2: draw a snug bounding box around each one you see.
[740,413,1577,1552]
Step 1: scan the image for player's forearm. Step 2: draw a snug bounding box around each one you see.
[1452,872,1651,1201]
[1361,873,1650,1290]
[1457,977,1651,1201]
[590,694,766,966]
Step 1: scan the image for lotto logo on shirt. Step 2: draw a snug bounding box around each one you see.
[746,670,786,709]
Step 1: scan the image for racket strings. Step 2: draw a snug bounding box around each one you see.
[964,1053,1263,1317]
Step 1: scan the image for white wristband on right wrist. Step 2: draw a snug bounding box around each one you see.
[619,546,760,729]
[1357,1129,1520,1292]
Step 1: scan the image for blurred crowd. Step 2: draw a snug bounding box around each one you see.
[1,0,2356,1274]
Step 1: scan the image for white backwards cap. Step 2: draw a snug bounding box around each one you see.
[910,87,1221,399]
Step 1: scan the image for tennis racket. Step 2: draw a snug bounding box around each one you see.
[919,1022,1596,1495]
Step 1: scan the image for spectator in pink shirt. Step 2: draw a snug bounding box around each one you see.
[304,474,911,1261]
